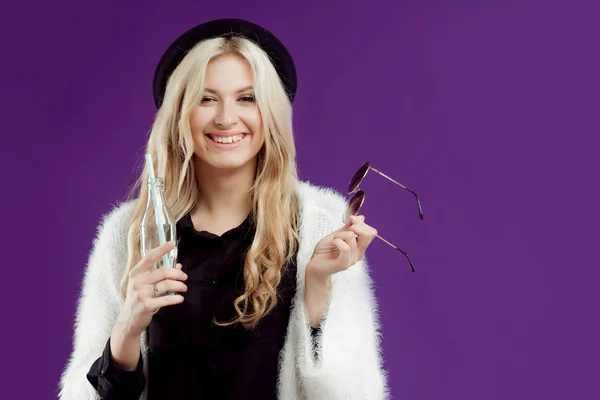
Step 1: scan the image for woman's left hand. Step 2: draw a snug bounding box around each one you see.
[307,215,378,278]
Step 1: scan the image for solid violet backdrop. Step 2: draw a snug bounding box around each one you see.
[1,0,598,399]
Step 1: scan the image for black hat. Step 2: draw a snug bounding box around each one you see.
[152,18,297,109]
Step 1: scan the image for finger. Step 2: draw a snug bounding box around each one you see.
[331,238,351,269]
[334,231,359,256]
[337,214,355,232]
[144,265,188,286]
[350,214,366,223]
[335,230,359,244]
[340,214,364,232]
[130,241,177,277]
[153,279,188,296]
[348,222,378,253]
[334,231,359,264]
[144,294,185,313]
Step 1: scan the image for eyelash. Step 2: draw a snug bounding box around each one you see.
[201,95,255,103]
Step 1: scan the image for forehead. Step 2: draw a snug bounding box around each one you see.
[205,53,253,89]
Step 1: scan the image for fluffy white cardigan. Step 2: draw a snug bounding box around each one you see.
[58,181,389,399]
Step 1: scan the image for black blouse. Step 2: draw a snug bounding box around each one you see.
[86,211,309,399]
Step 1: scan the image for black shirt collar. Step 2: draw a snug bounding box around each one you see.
[177,210,254,239]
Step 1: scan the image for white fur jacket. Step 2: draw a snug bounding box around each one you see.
[58,181,388,399]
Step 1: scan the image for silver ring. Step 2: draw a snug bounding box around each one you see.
[153,283,159,297]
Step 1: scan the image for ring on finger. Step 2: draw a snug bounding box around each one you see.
[153,283,159,297]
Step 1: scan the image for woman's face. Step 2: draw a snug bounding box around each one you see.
[190,53,264,172]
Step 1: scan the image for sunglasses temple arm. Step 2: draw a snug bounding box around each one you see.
[375,234,416,272]
[370,166,408,190]
[370,166,424,220]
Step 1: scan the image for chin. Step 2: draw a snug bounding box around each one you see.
[212,161,248,170]
[200,154,257,171]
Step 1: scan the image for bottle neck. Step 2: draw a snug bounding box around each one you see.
[147,178,165,192]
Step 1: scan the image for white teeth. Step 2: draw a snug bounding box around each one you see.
[211,135,243,144]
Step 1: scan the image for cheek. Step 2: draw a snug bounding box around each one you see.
[190,109,211,147]
[246,110,263,137]
[251,123,265,147]
[190,108,211,132]
[192,132,206,151]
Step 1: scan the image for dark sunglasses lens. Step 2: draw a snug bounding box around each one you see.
[348,162,370,193]
[348,190,365,216]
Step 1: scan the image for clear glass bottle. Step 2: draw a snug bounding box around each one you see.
[140,178,178,296]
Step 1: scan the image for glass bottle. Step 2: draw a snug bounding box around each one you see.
[140,178,178,296]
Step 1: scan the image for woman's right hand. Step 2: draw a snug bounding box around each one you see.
[116,241,188,339]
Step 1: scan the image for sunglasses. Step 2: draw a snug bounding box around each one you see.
[346,162,424,272]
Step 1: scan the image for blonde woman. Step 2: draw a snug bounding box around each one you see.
[59,18,388,400]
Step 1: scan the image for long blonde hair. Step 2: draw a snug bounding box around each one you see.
[122,35,300,330]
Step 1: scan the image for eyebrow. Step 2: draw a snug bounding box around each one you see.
[204,86,254,94]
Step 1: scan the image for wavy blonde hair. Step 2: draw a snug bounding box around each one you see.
[121,35,300,330]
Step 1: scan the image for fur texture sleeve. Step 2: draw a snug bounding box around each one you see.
[283,183,389,399]
[58,202,135,399]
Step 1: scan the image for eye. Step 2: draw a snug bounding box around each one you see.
[201,96,216,103]
[239,95,256,103]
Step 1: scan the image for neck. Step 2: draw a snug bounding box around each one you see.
[193,158,256,221]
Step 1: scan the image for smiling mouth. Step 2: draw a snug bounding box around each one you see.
[206,134,247,144]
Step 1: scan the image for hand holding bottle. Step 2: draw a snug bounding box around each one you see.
[115,241,188,339]
[109,241,188,370]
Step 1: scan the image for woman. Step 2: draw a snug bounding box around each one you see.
[59,18,388,399]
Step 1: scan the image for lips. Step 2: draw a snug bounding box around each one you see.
[206,131,248,138]
[207,133,246,143]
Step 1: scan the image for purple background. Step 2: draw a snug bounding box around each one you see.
[2,0,598,398]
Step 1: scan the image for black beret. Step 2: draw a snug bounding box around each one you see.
[152,18,297,109]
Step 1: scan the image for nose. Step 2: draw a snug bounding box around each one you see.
[214,100,239,128]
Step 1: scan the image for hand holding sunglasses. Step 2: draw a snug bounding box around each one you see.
[345,162,424,272]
